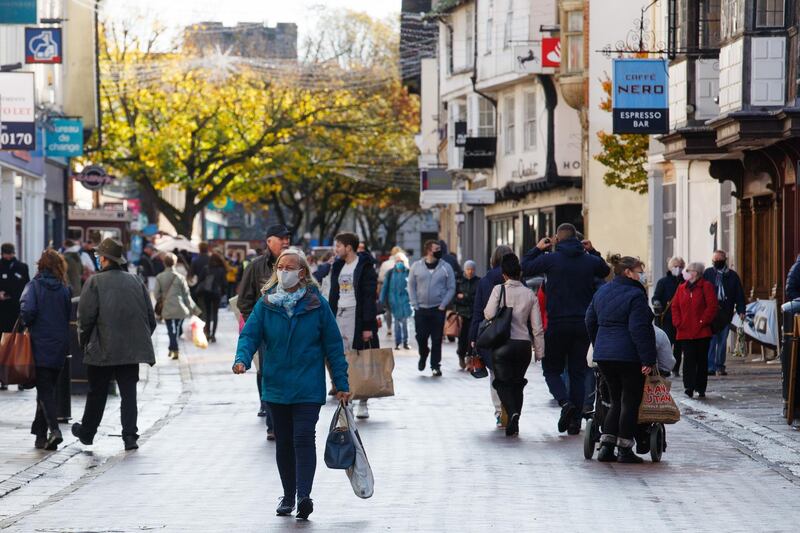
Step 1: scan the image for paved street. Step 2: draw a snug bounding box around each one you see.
[3,310,800,532]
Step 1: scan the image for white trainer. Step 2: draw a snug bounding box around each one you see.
[356,400,369,419]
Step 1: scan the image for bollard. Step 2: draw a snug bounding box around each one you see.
[781,300,800,424]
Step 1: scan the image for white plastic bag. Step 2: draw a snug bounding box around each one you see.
[190,316,208,349]
[334,403,374,499]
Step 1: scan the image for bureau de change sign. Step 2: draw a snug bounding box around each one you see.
[612,58,668,134]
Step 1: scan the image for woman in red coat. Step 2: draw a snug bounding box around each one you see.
[672,261,718,398]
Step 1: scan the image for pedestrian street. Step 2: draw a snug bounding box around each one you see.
[2,310,800,532]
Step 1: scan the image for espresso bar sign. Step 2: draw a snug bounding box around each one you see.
[612,58,668,135]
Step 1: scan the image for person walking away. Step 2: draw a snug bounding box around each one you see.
[703,250,746,376]
[377,246,404,338]
[471,245,513,428]
[237,225,290,431]
[233,249,351,520]
[19,250,71,450]
[225,254,239,300]
[199,252,227,343]
[483,254,545,436]
[63,239,92,295]
[0,243,30,390]
[672,262,718,398]
[380,260,412,350]
[138,243,162,295]
[652,257,685,376]
[788,254,800,301]
[328,233,379,419]
[408,240,456,377]
[155,253,199,360]
[455,260,480,369]
[189,242,210,313]
[521,223,611,435]
[72,238,156,451]
[585,255,657,463]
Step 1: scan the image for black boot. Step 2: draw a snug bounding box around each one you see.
[617,446,644,464]
[597,441,617,462]
[276,496,295,516]
[45,428,63,451]
[558,402,577,433]
[296,497,314,520]
[123,435,139,451]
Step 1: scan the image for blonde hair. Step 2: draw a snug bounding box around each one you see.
[668,256,685,269]
[262,247,319,293]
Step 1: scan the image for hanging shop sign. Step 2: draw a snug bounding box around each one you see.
[454,121,467,147]
[612,58,669,134]
[46,118,83,157]
[541,38,561,68]
[0,72,36,151]
[25,27,63,64]
[420,168,451,191]
[462,137,497,169]
[73,165,114,191]
[0,0,36,24]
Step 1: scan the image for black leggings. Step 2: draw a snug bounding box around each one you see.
[202,294,220,337]
[31,366,61,437]
[491,339,532,417]
[597,361,644,446]
[457,315,472,358]
[681,338,710,394]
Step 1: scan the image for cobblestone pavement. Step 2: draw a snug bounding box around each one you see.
[2,311,800,532]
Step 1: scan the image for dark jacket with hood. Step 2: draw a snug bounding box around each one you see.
[702,266,746,321]
[439,240,462,280]
[237,252,277,321]
[0,257,30,332]
[652,272,682,344]
[788,254,800,301]
[454,275,480,319]
[469,266,505,369]
[521,237,611,324]
[19,271,72,369]
[78,264,156,366]
[328,252,380,350]
[586,275,657,365]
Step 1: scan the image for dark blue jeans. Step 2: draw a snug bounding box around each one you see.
[165,319,180,351]
[542,321,589,416]
[267,402,321,500]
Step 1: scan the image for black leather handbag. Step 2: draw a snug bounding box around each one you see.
[476,285,513,350]
[324,401,356,470]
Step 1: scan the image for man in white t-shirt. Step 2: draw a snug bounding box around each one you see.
[328,232,379,419]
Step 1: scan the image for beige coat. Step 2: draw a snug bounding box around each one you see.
[485,279,546,360]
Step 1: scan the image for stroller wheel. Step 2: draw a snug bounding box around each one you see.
[650,424,664,463]
[583,418,596,459]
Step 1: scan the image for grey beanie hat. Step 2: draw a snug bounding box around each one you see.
[464,260,477,270]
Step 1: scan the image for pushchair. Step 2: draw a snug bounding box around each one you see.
[583,365,668,462]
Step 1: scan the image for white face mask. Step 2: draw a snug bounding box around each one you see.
[671,267,682,277]
[277,269,300,289]
[638,272,647,284]
[682,271,694,282]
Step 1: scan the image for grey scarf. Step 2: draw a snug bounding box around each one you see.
[714,267,728,302]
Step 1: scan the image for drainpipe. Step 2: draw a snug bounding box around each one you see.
[536,74,558,180]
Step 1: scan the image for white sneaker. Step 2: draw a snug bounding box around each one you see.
[356,400,369,419]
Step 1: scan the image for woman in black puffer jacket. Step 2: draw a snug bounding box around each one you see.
[585,255,657,463]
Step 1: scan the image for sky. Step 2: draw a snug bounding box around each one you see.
[101,0,402,44]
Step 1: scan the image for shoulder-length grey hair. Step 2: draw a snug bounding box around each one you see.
[262,247,319,294]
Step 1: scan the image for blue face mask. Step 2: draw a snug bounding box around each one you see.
[395,264,405,272]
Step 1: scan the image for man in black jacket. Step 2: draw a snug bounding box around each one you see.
[703,250,746,376]
[328,232,379,419]
[521,223,610,435]
[236,224,290,438]
[0,243,30,390]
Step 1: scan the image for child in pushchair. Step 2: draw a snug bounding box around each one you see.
[584,324,676,462]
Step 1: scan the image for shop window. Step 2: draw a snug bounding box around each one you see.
[490,217,515,250]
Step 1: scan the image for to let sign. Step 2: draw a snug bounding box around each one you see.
[46,118,83,157]
[612,58,669,134]
[0,72,36,151]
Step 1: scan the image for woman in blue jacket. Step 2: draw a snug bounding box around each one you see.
[20,249,72,451]
[379,261,413,350]
[585,255,657,464]
[233,248,350,520]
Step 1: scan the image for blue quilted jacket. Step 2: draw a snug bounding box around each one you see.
[585,275,657,365]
